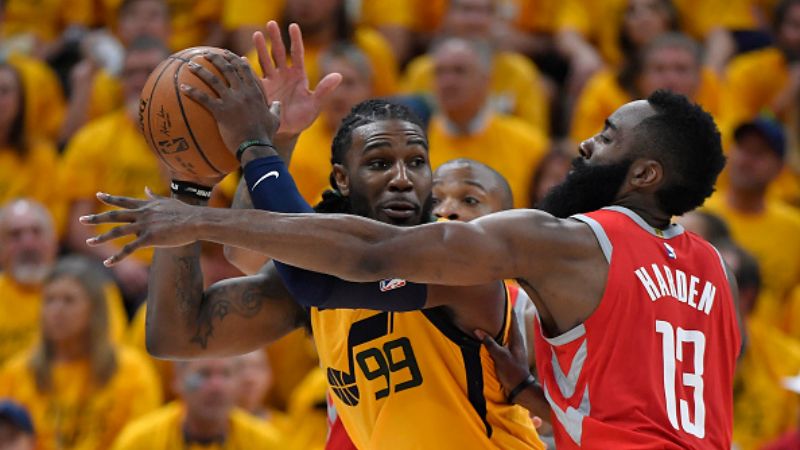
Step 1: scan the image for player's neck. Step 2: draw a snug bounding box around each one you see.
[613,197,671,230]
[726,187,766,214]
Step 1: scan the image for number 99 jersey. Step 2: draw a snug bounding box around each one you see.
[310,282,543,450]
[533,207,741,449]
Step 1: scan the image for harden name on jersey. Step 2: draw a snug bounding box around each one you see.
[634,263,717,315]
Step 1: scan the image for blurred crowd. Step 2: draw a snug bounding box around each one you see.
[1,0,800,449]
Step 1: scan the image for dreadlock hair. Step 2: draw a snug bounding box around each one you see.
[314,99,427,213]
[633,90,725,216]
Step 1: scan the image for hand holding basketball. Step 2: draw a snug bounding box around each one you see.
[181,50,280,157]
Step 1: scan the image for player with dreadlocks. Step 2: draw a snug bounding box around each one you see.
[117,23,545,450]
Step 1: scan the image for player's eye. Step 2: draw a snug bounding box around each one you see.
[464,196,480,206]
[367,160,391,170]
[408,157,427,168]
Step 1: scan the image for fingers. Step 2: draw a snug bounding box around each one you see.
[181,84,219,113]
[253,30,275,78]
[532,417,543,429]
[266,20,288,69]
[288,22,305,74]
[86,223,142,246]
[475,328,507,358]
[204,52,239,91]
[93,192,147,209]
[312,73,342,102]
[188,57,229,96]
[104,236,149,267]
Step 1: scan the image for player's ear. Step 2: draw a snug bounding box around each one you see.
[332,164,350,196]
[629,159,663,189]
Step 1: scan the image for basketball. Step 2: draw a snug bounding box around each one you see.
[139,46,238,181]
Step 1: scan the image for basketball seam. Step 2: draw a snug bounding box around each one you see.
[144,58,179,171]
[172,58,224,176]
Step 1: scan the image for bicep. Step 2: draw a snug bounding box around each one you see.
[192,263,306,357]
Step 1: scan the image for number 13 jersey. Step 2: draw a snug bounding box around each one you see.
[533,206,741,449]
[310,282,543,450]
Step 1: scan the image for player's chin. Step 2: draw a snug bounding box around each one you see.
[378,209,422,227]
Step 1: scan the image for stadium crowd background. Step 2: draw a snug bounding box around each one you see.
[1,0,800,448]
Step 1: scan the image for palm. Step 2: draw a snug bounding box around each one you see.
[260,65,318,136]
[253,22,341,138]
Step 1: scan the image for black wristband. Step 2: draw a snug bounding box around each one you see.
[507,374,536,404]
[236,139,275,162]
[170,180,212,201]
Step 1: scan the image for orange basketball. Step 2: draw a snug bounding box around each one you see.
[139,46,238,181]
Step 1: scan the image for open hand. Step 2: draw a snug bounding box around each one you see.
[253,21,342,138]
[80,189,208,266]
[180,49,280,155]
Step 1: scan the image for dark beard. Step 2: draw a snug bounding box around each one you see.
[536,157,632,218]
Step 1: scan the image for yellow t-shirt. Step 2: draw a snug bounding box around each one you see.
[0,346,162,450]
[733,318,800,450]
[277,367,329,450]
[222,0,412,31]
[311,283,543,450]
[703,195,800,334]
[721,47,788,131]
[289,115,335,205]
[247,27,398,97]
[0,140,66,236]
[125,303,176,402]
[570,67,722,143]
[111,401,284,450]
[1,0,97,43]
[0,273,129,366]
[7,52,67,142]
[263,328,319,412]
[88,69,124,122]
[428,113,548,208]
[61,110,169,263]
[402,51,549,135]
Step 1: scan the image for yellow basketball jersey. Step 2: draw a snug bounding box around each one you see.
[310,282,543,450]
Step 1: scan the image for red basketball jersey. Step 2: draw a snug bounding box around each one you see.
[533,206,741,449]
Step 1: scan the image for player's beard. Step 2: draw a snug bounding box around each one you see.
[349,191,434,226]
[536,157,633,218]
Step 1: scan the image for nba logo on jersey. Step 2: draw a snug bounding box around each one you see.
[379,278,407,292]
[664,242,677,260]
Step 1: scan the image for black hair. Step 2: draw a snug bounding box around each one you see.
[689,210,731,246]
[314,99,427,213]
[0,63,27,157]
[617,0,681,94]
[283,0,353,46]
[635,90,725,216]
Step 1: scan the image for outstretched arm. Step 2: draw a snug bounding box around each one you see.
[84,197,591,288]
[145,193,307,360]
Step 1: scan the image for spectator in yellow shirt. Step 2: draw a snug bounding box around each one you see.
[244,2,398,97]
[0,256,162,450]
[402,0,550,135]
[427,36,548,207]
[0,200,128,365]
[291,43,375,204]
[62,37,171,304]
[0,64,65,232]
[60,0,172,144]
[4,53,66,144]
[111,357,284,450]
[703,117,800,338]
[572,32,721,143]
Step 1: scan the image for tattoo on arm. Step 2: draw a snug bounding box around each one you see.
[190,283,267,349]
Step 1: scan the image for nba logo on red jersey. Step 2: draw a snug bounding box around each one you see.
[379,278,407,292]
[664,242,677,260]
